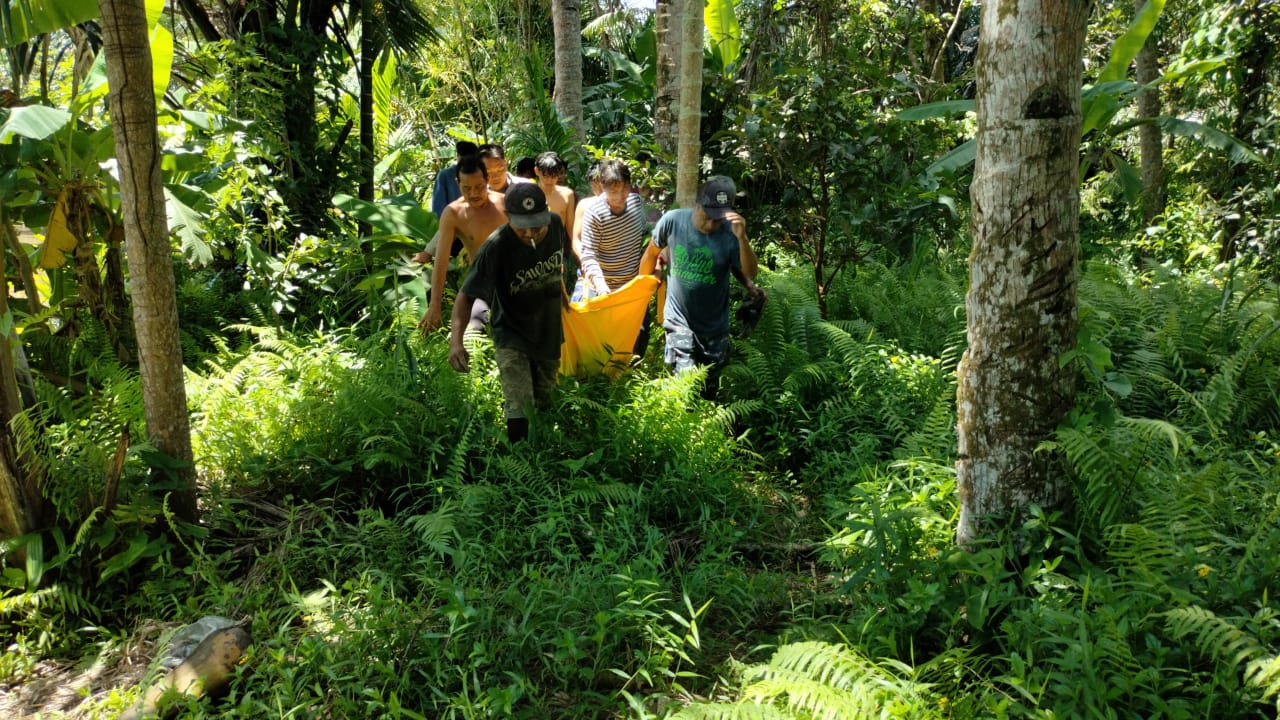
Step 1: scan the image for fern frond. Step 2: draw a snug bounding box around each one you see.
[1165,606,1269,670]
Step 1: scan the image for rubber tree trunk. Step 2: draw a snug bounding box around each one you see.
[98,0,198,522]
[955,0,1089,548]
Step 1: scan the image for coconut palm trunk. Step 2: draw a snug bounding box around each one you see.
[552,0,585,141]
[675,0,703,207]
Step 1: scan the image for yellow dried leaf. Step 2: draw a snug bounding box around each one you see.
[38,188,78,269]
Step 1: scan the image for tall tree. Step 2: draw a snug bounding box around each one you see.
[675,0,703,207]
[1134,0,1165,225]
[551,0,584,141]
[654,0,680,158]
[97,0,198,521]
[955,0,1090,547]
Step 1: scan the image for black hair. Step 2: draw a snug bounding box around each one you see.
[455,140,479,158]
[455,154,488,181]
[515,156,537,178]
[585,160,603,183]
[597,158,631,187]
[535,151,567,175]
[477,143,506,160]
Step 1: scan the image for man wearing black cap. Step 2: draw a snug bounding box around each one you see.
[449,183,567,443]
[638,176,764,390]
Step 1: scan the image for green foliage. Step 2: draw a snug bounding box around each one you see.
[720,269,957,484]
[672,641,936,720]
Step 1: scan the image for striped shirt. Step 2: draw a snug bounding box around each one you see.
[579,193,648,291]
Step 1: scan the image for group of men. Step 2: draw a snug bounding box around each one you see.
[419,140,764,443]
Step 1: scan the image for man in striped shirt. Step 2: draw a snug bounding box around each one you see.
[576,159,648,299]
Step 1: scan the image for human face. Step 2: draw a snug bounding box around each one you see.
[458,169,489,207]
[482,157,508,190]
[535,168,563,189]
[602,181,629,214]
[692,204,722,233]
[512,224,549,246]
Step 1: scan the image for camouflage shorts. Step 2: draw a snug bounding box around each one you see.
[494,347,560,419]
[662,326,730,374]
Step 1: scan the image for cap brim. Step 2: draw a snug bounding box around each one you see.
[508,211,552,229]
[700,205,731,220]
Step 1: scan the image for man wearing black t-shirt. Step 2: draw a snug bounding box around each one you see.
[449,184,567,443]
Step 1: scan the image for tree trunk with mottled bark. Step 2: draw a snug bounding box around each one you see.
[654,0,680,158]
[1134,0,1164,225]
[358,0,376,239]
[956,0,1089,547]
[98,0,198,522]
[675,0,703,207]
[552,0,585,142]
[0,210,43,544]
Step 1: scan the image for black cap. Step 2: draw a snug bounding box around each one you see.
[697,176,736,220]
[505,183,552,229]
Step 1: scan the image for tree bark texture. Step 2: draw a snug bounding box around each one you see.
[1134,0,1164,225]
[675,0,704,208]
[551,0,585,142]
[956,0,1089,547]
[654,0,680,158]
[98,0,198,522]
[358,0,376,238]
[0,213,42,543]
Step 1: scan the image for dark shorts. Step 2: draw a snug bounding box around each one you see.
[663,326,729,374]
[494,347,559,419]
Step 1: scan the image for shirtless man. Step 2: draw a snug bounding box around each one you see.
[419,155,508,333]
[534,151,576,236]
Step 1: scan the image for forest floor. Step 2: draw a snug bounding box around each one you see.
[1,620,176,719]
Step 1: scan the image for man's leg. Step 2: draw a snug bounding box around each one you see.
[693,334,731,399]
[495,347,535,443]
[663,325,700,375]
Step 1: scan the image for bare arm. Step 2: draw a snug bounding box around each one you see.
[638,240,662,277]
[578,211,610,296]
[421,207,459,332]
[570,198,590,263]
[725,211,758,281]
[448,290,477,372]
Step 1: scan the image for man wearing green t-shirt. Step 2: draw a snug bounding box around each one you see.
[639,176,764,392]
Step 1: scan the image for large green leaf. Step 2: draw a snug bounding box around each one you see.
[72,11,174,115]
[1155,117,1261,164]
[926,138,975,178]
[1098,0,1167,83]
[2,0,97,47]
[165,183,213,265]
[0,104,70,141]
[333,193,437,240]
[705,0,740,74]
[1081,80,1140,137]
[896,99,975,122]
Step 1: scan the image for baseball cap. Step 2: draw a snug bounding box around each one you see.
[696,176,736,220]
[505,183,552,229]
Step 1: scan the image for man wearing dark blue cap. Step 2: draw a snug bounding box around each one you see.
[449,183,567,443]
[638,176,764,392]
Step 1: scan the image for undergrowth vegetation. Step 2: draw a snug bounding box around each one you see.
[2,258,1278,718]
